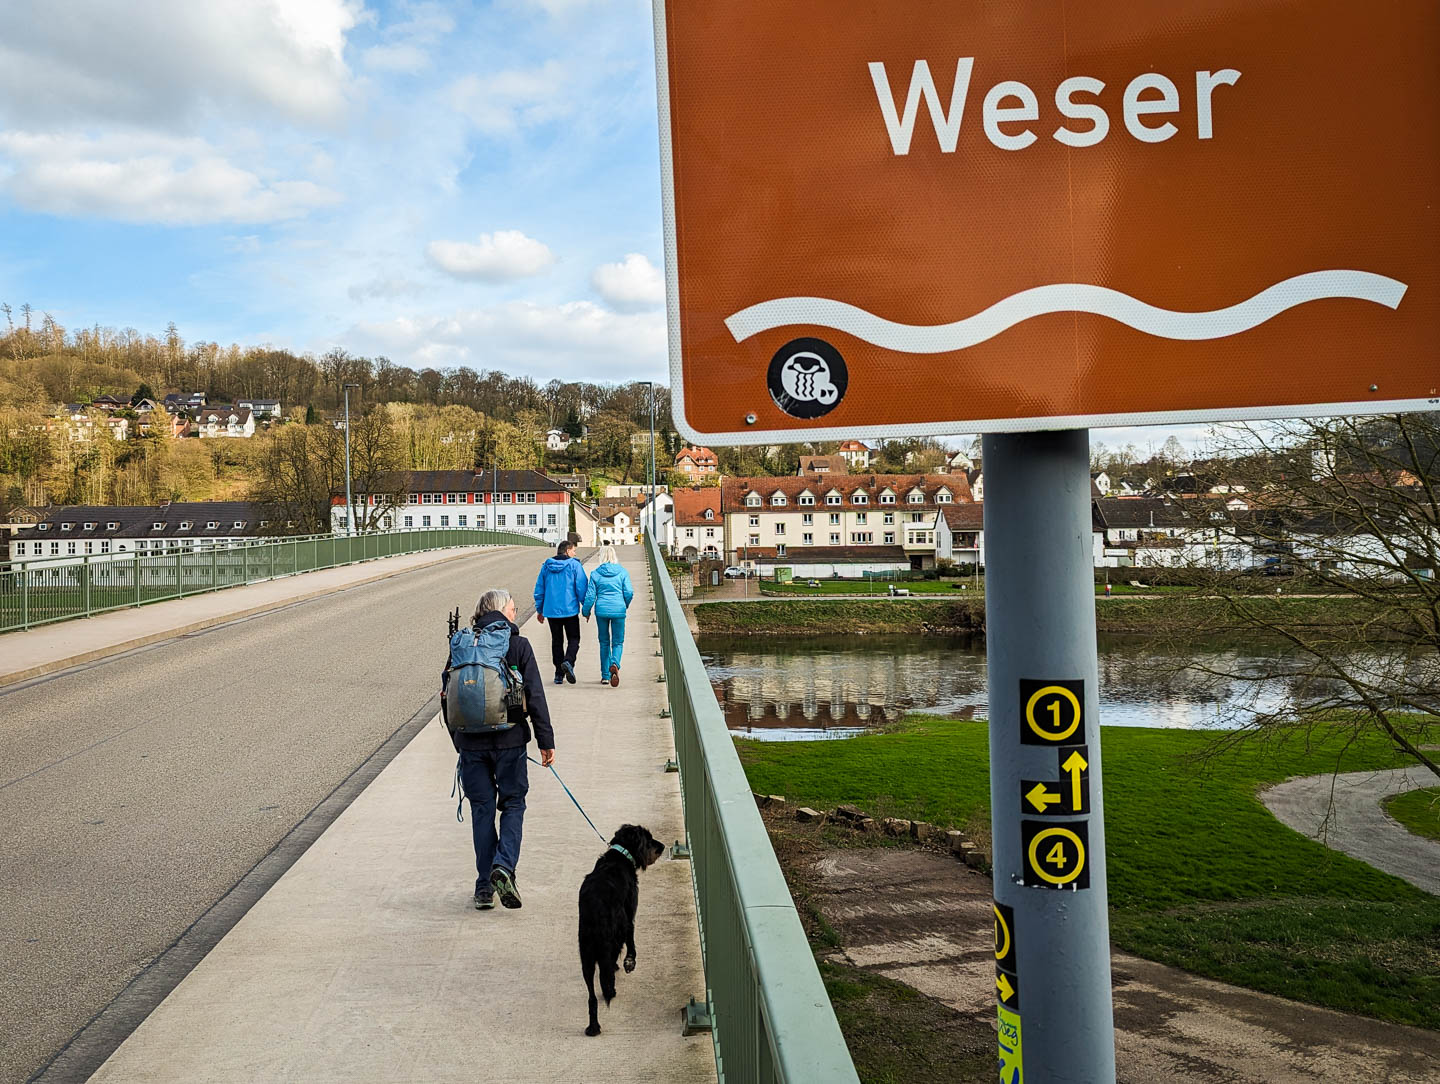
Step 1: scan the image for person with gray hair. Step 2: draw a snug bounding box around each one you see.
[450,587,554,912]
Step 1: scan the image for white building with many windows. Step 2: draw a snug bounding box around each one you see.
[330,469,571,543]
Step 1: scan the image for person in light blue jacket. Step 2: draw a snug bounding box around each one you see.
[534,540,589,684]
[581,546,635,686]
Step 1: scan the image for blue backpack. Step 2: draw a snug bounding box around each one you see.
[444,618,521,734]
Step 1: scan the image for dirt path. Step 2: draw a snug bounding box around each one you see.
[1261,767,1440,896]
[806,845,1439,1084]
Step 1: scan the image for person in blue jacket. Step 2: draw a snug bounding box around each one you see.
[534,540,589,684]
[582,546,635,686]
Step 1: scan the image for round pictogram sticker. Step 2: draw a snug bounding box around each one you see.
[767,338,848,419]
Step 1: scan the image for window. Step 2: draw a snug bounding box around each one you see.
[908,491,924,504]
[502,493,512,503]
[14,542,24,555]
[50,541,60,555]
[83,522,96,530]
[802,513,813,525]
[774,523,786,535]
[423,515,432,527]
[523,493,537,504]
[853,493,868,505]
[37,523,48,531]
[880,492,896,504]
[884,512,895,525]
[450,493,462,503]
[338,515,350,529]
[703,509,714,520]
[459,515,468,527]
[826,493,842,506]
[771,494,787,506]
[748,534,760,546]
[705,528,715,538]
[798,493,815,506]
[179,521,192,530]
[829,513,840,525]
[749,515,760,527]
[776,544,787,556]
[233,521,245,529]
[152,522,164,530]
[404,515,414,527]
[440,515,450,527]
[850,532,872,544]
[528,515,537,526]
[61,523,73,531]
[802,532,813,544]
[746,494,761,507]
[856,513,867,524]
[911,512,925,522]
[498,515,507,526]
[548,514,557,525]
[101,540,111,553]
[107,521,119,530]
[884,531,895,544]
[408,493,419,503]
[829,532,840,545]
[937,491,952,503]
[259,520,269,528]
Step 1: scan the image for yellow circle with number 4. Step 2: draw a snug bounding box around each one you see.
[1025,685,1082,742]
[1027,826,1086,885]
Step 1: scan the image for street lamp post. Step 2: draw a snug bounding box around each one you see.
[639,380,657,543]
[343,382,360,537]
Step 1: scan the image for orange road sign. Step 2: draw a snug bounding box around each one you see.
[654,0,1440,445]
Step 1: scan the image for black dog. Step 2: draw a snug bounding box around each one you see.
[578,824,666,1036]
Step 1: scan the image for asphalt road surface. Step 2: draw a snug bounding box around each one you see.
[0,547,551,1083]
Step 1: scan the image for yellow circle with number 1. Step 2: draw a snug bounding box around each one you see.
[1027,827,1086,885]
[1025,685,1082,742]
[993,904,1010,961]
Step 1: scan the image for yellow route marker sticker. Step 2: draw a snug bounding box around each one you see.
[1019,679,1085,746]
[998,1003,1023,1084]
[996,967,1020,1009]
[1020,745,1091,816]
[993,901,1016,971]
[1021,820,1090,889]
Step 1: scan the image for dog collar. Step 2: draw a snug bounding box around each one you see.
[609,843,636,867]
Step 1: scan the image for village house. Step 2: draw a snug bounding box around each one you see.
[193,406,256,439]
[797,455,847,475]
[330,468,570,543]
[163,392,207,415]
[674,445,718,481]
[720,473,974,575]
[545,428,572,452]
[237,398,281,420]
[837,440,872,470]
[670,487,724,560]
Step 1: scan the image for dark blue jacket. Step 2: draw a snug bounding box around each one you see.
[446,611,554,752]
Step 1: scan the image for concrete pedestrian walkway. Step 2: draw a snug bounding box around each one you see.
[1,546,494,688]
[88,548,717,1083]
[1262,766,1440,895]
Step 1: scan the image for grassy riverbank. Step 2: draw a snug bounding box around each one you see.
[739,717,1440,1028]
[1385,787,1440,843]
[695,593,1399,636]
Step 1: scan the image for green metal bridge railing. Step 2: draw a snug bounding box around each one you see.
[644,534,860,1084]
[1,528,546,634]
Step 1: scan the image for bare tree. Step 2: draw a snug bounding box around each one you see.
[1178,414,1439,781]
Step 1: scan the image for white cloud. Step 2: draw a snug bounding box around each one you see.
[0,132,342,225]
[0,0,361,130]
[361,2,455,74]
[348,299,665,378]
[448,61,570,135]
[591,252,664,309]
[425,230,555,281]
[363,44,431,73]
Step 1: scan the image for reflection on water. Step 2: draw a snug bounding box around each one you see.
[699,634,1311,739]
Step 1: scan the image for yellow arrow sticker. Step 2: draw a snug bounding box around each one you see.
[1063,749,1089,810]
[1025,782,1060,812]
[997,971,1016,1004]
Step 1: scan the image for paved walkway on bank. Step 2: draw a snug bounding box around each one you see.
[88,548,717,1083]
[1262,767,1440,895]
[1,546,494,687]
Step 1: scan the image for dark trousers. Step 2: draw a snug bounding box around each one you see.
[548,614,581,674]
[459,746,529,894]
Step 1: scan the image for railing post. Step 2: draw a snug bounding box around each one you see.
[22,565,30,630]
[211,546,218,591]
[175,549,184,599]
[83,554,92,617]
[269,539,276,580]
[134,551,142,606]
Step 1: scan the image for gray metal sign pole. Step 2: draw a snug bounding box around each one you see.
[983,428,1115,1084]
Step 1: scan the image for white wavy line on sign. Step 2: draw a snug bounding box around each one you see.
[724,271,1407,353]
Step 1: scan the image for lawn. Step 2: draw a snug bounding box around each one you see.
[1384,786,1440,843]
[739,717,1440,1029]
[759,578,982,596]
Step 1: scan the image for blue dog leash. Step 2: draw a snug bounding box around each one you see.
[449,754,607,844]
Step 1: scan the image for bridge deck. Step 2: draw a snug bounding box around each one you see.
[90,548,717,1083]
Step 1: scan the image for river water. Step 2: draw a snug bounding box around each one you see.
[699,633,1310,740]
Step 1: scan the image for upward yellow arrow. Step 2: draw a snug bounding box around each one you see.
[1025,782,1060,812]
[1063,750,1089,810]
[996,971,1015,1004]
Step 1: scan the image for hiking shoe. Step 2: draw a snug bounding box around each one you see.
[562,661,576,684]
[609,664,620,688]
[474,892,495,911]
[490,866,522,909]
[554,673,564,685]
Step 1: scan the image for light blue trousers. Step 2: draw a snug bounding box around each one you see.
[596,614,626,678]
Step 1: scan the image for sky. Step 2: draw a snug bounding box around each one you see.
[0,0,1211,454]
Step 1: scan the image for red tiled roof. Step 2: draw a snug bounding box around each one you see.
[721,473,974,511]
[673,486,723,526]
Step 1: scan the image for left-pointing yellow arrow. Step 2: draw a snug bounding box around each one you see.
[1025,782,1060,812]
[996,971,1015,1003]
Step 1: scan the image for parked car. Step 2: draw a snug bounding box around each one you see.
[723,566,747,578]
